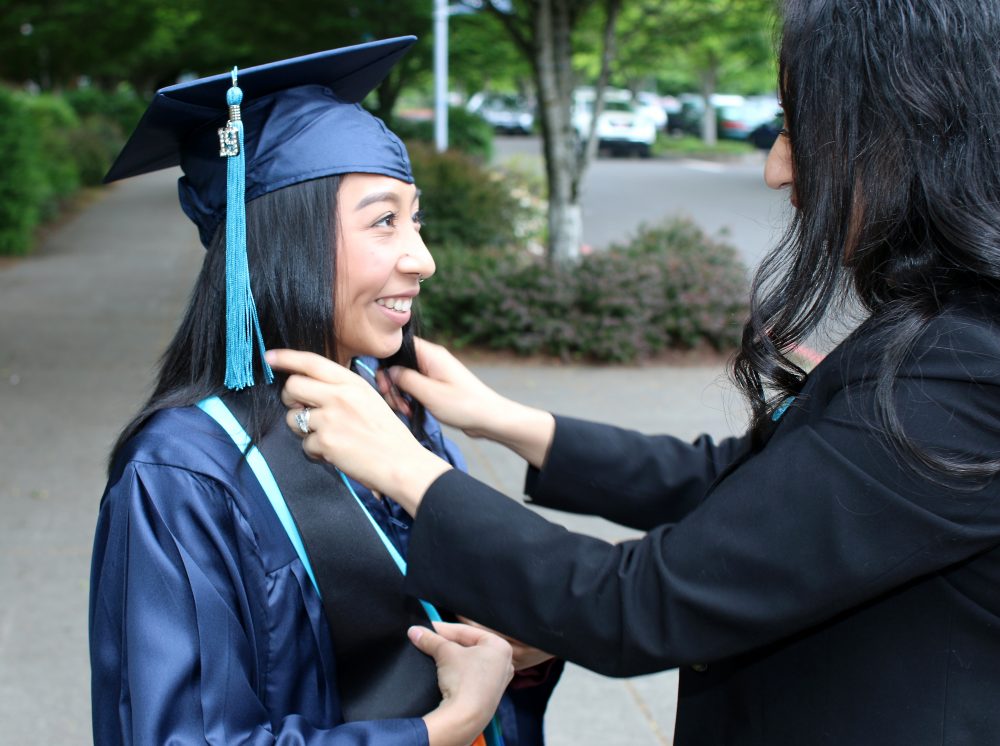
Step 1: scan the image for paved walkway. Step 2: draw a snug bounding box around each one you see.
[0,170,744,744]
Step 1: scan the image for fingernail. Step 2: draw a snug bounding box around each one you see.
[388,366,403,382]
[264,350,276,364]
[407,625,424,642]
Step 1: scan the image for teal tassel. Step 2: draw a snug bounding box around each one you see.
[221,67,273,390]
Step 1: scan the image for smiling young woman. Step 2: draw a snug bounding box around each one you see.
[89,41,561,746]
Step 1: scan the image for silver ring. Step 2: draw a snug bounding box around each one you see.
[294,407,311,435]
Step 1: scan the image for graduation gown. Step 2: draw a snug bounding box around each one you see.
[404,303,1000,745]
[89,362,558,745]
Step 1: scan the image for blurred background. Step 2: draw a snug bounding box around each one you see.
[1,1,795,743]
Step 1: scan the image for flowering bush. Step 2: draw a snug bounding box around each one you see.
[419,217,749,362]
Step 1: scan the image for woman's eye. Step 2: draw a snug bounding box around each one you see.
[373,212,397,229]
[413,210,425,231]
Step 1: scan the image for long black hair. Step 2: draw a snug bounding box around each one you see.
[110,175,427,470]
[732,0,1000,480]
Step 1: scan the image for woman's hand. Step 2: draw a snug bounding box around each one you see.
[409,622,514,746]
[381,339,557,470]
[456,616,555,671]
[265,349,451,514]
[377,339,508,438]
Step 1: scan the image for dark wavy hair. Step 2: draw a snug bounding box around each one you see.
[732,0,1000,480]
[110,175,427,469]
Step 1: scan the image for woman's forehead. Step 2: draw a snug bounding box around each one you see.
[341,173,419,207]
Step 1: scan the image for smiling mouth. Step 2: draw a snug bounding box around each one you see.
[375,296,413,312]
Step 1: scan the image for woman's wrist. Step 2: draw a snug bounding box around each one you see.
[487,400,555,470]
[387,446,452,516]
[422,700,488,746]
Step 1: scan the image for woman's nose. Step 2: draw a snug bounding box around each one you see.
[398,233,436,280]
[764,133,794,191]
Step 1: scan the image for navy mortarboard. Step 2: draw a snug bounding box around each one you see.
[105,38,416,390]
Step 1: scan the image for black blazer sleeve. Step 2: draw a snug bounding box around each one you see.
[525,416,751,530]
[405,316,1000,678]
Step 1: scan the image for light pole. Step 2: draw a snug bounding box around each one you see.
[433,1,479,152]
[433,0,449,152]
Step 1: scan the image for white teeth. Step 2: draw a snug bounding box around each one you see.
[376,297,412,312]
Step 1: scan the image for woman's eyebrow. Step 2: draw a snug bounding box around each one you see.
[354,191,400,211]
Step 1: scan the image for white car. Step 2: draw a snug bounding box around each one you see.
[635,91,668,131]
[573,91,657,157]
[467,92,535,135]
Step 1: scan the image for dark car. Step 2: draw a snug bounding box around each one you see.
[748,114,784,150]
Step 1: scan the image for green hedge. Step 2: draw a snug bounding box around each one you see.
[0,86,133,255]
[22,95,82,218]
[63,85,143,186]
[419,217,749,362]
[407,141,543,252]
[0,88,44,255]
[63,84,145,137]
[392,106,495,162]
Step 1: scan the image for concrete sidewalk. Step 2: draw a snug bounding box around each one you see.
[0,170,744,744]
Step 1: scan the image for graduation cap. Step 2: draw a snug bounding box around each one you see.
[105,37,417,390]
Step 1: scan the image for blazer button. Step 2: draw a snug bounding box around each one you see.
[691,663,709,672]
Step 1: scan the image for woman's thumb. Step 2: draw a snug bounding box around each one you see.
[389,365,437,402]
[408,624,444,658]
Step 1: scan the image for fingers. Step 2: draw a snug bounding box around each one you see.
[388,365,439,404]
[265,349,352,384]
[280,372,354,409]
[407,622,513,658]
[407,624,448,658]
[376,369,413,418]
[412,337,439,370]
[431,621,513,652]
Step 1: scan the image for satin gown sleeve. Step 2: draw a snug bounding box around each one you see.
[90,454,428,746]
[404,317,1000,678]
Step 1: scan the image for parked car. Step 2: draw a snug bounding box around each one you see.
[467,92,535,135]
[573,89,657,158]
[635,91,668,131]
[749,113,784,150]
[667,93,746,136]
[717,96,781,140]
[667,93,780,141]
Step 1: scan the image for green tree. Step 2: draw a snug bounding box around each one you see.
[613,0,777,144]
[468,0,624,265]
[0,0,168,89]
[0,0,432,124]
[448,10,532,98]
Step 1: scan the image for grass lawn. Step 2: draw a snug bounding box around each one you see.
[653,134,757,159]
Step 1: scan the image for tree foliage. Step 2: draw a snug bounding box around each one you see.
[613,0,778,143]
[0,0,433,122]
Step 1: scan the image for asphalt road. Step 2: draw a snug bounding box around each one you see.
[494,135,792,268]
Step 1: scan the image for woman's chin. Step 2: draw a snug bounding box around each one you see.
[354,336,404,362]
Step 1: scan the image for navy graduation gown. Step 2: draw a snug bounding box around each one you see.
[89,363,556,745]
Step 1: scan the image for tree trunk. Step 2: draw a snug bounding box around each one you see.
[549,198,583,262]
[534,0,582,264]
[374,67,405,125]
[485,0,621,265]
[699,64,718,147]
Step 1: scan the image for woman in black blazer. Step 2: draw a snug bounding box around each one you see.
[268,0,1000,742]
